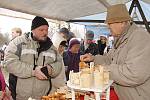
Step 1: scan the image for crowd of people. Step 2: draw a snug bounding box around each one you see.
[0,3,150,100]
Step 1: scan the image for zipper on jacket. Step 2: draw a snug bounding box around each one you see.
[135,87,141,96]
[32,54,38,97]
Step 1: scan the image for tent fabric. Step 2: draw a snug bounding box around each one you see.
[0,0,149,21]
[142,0,150,3]
[74,0,150,25]
[0,0,106,21]
[85,25,110,39]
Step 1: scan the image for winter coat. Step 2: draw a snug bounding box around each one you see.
[80,41,99,55]
[50,56,66,93]
[5,33,63,100]
[97,40,107,55]
[63,50,80,81]
[52,32,67,50]
[94,23,150,100]
[51,32,66,93]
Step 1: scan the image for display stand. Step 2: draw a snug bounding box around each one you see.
[67,80,113,100]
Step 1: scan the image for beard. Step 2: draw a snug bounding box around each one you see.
[38,36,47,42]
[32,35,47,42]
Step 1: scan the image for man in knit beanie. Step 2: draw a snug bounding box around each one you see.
[80,4,150,100]
[31,16,49,30]
[80,30,99,55]
[5,16,62,100]
[59,27,75,44]
[31,16,49,41]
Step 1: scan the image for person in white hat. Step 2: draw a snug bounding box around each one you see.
[97,35,108,55]
[51,32,68,93]
[52,32,68,55]
[80,4,150,100]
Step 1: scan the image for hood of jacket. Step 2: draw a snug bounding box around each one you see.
[52,32,67,50]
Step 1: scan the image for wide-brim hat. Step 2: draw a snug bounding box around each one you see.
[105,4,131,24]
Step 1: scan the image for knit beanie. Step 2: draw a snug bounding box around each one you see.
[86,30,94,40]
[69,38,80,49]
[105,4,131,24]
[59,27,69,35]
[31,16,49,30]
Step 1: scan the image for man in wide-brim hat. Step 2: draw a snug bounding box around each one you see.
[80,4,150,100]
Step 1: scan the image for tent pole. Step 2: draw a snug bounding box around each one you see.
[97,0,110,8]
[129,0,150,33]
[129,0,135,15]
[67,20,150,25]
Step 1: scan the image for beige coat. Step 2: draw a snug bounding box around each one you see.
[50,58,66,93]
[51,33,67,93]
[94,23,150,100]
[51,32,66,50]
[5,33,63,100]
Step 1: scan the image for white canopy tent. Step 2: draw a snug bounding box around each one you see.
[71,0,150,26]
[0,0,150,21]
[0,0,150,39]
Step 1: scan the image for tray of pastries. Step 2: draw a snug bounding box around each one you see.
[41,86,72,100]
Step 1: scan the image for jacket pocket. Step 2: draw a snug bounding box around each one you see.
[16,78,33,98]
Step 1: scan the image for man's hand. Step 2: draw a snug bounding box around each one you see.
[32,66,47,80]
[46,64,53,76]
[80,53,94,62]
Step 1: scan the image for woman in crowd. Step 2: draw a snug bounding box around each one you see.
[51,32,68,93]
[63,38,80,81]
[97,35,108,55]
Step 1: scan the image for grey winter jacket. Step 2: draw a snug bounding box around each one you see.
[5,33,63,100]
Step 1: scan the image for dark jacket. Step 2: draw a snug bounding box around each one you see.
[80,41,99,55]
[63,50,80,81]
[97,40,107,55]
